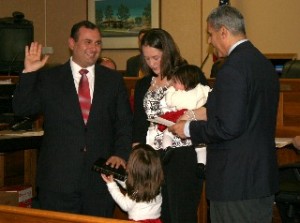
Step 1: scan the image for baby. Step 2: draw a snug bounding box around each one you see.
[159,64,211,171]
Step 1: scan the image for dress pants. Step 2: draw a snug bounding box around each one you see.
[161,146,203,223]
[210,195,274,223]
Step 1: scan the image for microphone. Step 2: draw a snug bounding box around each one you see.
[200,45,215,70]
[200,53,210,70]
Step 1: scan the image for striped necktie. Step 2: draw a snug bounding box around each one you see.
[78,69,91,124]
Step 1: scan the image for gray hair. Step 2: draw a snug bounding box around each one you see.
[207,5,246,36]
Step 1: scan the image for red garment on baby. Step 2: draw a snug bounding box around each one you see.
[157,109,187,132]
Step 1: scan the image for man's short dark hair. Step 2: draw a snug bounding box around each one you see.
[70,20,100,41]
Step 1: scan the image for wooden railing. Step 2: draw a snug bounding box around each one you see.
[0,205,134,223]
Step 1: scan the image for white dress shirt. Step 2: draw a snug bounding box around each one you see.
[70,57,95,102]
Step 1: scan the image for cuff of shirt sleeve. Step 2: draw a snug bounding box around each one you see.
[184,120,191,137]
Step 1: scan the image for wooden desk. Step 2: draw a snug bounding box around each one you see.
[0,130,43,197]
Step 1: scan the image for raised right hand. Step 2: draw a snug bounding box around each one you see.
[24,42,49,73]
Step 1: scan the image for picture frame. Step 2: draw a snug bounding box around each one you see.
[87,0,160,49]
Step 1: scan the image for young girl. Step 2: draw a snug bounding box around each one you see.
[158,64,211,168]
[101,144,164,223]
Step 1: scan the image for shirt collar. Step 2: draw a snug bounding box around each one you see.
[228,39,248,55]
[70,57,95,76]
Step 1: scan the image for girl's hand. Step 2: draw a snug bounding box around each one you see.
[101,174,114,183]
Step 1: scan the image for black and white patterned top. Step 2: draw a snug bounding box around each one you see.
[143,83,192,150]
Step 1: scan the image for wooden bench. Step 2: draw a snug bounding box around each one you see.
[275,79,300,137]
[274,79,300,167]
[0,205,134,223]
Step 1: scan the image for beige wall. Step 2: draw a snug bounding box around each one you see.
[1,0,299,77]
[0,0,87,66]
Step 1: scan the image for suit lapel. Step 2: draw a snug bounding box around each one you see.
[88,66,105,123]
[60,63,86,125]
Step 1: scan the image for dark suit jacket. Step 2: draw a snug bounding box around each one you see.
[13,61,132,194]
[190,41,279,201]
[125,54,142,77]
[132,75,152,143]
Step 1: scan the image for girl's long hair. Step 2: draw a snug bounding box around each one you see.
[126,144,164,202]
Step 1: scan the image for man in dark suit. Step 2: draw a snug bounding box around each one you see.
[170,6,279,223]
[125,29,149,77]
[126,54,141,77]
[13,21,132,217]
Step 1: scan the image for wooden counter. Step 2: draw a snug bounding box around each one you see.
[0,130,43,197]
[0,130,43,153]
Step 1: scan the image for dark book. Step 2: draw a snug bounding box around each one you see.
[92,157,127,181]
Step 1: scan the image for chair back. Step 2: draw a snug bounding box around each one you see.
[281,60,300,78]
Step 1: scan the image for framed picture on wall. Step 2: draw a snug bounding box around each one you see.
[87,0,160,49]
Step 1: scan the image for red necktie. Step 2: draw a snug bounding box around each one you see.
[78,69,91,124]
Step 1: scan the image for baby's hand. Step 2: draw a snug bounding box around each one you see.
[101,174,114,183]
